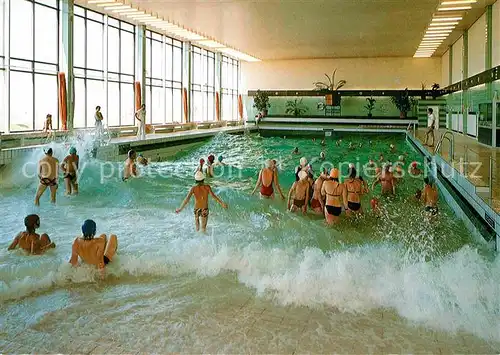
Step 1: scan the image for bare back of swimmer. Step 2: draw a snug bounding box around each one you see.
[321,169,346,224]
[344,167,364,215]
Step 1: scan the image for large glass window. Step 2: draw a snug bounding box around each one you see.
[191,46,215,122]
[73,6,104,128]
[9,0,59,131]
[107,16,135,126]
[145,30,183,124]
[221,56,239,121]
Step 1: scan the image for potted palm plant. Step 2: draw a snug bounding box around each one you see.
[313,69,346,106]
[286,98,308,117]
[391,88,415,118]
[364,97,376,118]
[253,90,270,117]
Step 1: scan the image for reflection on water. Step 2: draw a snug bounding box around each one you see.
[0,132,499,352]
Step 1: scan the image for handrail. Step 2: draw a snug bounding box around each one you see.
[435,130,454,160]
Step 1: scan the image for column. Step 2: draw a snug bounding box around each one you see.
[485,5,493,97]
[135,25,146,106]
[448,46,453,87]
[182,41,191,123]
[3,0,10,133]
[61,0,74,131]
[462,30,468,136]
[215,52,222,121]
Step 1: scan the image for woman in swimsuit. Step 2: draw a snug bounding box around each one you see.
[251,160,285,199]
[310,168,327,214]
[8,215,56,254]
[287,170,310,214]
[344,167,365,216]
[321,168,346,225]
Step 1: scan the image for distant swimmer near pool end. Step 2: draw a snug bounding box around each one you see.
[8,214,56,254]
[69,219,118,270]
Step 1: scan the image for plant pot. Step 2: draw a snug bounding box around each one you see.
[400,111,407,118]
[332,93,341,106]
[367,113,373,118]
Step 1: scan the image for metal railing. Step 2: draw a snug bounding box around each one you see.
[435,130,454,161]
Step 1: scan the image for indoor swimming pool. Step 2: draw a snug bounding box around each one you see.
[0,133,499,353]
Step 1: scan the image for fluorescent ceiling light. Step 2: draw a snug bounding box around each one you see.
[429,22,459,26]
[438,6,472,10]
[104,5,130,10]
[88,0,114,3]
[426,29,453,33]
[142,19,164,23]
[426,26,455,30]
[123,12,146,17]
[96,2,123,7]
[432,16,462,21]
[111,8,141,13]
[424,33,449,37]
[441,0,476,4]
[128,15,155,19]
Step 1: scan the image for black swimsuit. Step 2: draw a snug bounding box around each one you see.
[325,185,342,217]
[346,180,362,211]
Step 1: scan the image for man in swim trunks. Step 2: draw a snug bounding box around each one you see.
[61,147,79,196]
[123,150,138,181]
[287,170,310,214]
[69,219,118,270]
[251,160,285,199]
[8,214,56,254]
[176,171,228,233]
[421,177,439,217]
[344,167,364,216]
[310,168,328,214]
[371,164,396,195]
[35,148,59,206]
[321,168,346,225]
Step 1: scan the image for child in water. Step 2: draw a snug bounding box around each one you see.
[176,172,228,233]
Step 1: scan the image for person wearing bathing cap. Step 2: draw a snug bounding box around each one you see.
[35,147,59,206]
[310,168,328,214]
[251,159,285,200]
[69,219,118,270]
[123,150,138,181]
[421,177,439,217]
[321,168,346,224]
[393,164,404,185]
[372,163,396,195]
[344,166,366,216]
[398,155,405,163]
[319,151,326,161]
[390,144,396,153]
[299,157,308,168]
[410,161,422,177]
[176,171,228,233]
[292,147,300,155]
[213,155,226,167]
[206,155,216,178]
[287,170,310,214]
[378,153,384,162]
[61,147,79,196]
[196,158,205,174]
[137,153,149,166]
[8,214,55,254]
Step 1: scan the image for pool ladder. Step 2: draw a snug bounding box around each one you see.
[435,130,455,160]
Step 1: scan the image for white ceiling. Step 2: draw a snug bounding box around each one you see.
[84,0,496,60]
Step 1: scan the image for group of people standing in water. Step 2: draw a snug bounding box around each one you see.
[7,139,438,272]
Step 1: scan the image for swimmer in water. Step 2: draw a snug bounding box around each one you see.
[206,155,215,177]
[321,168,346,225]
[370,198,381,216]
[372,164,396,195]
[321,139,326,146]
[214,155,226,167]
[35,148,59,206]
[410,161,422,177]
[378,153,384,162]
[390,144,396,153]
[137,153,148,166]
[123,150,138,181]
[176,171,228,233]
[196,158,205,173]
[421,177,439,217]
[393,165,404,185]
[251,159,285,199]
[319,151,326,161]
[336,139,342,147]
[69,219,118,270]
[344,167,365,216]
[61,147,79,196]
[287,170,310,214]
[310,168,328,214]
[299,157,308,170]
[270,159,286,199]
[292,147,300,155]
[398,155,405,163]
[8,214,56,254]
[348,142,356,151]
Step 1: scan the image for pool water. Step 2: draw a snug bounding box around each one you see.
[1,133,499,353]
